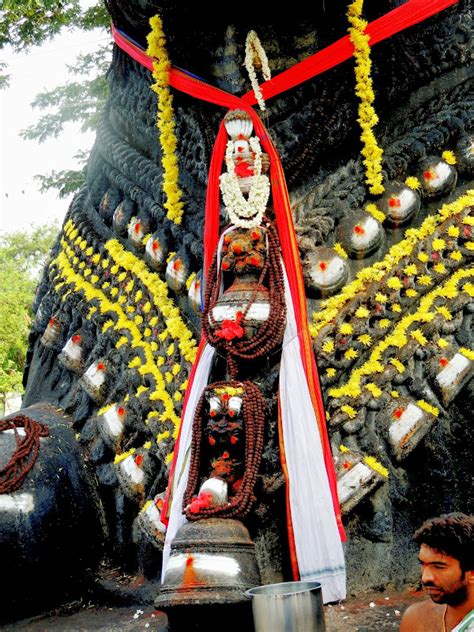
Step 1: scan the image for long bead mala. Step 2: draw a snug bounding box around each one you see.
[203,219,286,378]
[183,380,265,520]
[0,415,49,494]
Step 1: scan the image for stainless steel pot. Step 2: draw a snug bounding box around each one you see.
[246,581,326,632]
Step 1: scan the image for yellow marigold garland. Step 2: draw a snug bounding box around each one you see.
[310,190,474,337]
[54,247,181,430]
[390,358,405,374]
[347,0,384,195]
[63,221,197,365]
[105,239,197,363]
[341,404,357,419]
[366,202,385,223]
[355,306,370,318]
[53,222,203,462]
[365,382,382,398]
[147,15,184,225]
[333,242,348,259]
[441,150,456,165]
[328,268,473,400]
[115,448,136,464]
[323,339,335,353]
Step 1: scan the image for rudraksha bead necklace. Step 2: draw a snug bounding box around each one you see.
[203,218,286,378]
[183,380,265,520]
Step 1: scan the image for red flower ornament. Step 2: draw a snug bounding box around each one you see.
[234,161,254,178]
[189,491,213,513]
[215,316,245,341]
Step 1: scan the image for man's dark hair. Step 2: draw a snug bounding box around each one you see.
[414,513,474,572]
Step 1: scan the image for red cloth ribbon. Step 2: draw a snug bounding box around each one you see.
[112,0,458,109]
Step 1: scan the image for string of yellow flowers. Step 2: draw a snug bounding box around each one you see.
[63,220,197,366]
[147,15,184,225]
[53,246,181,436]
[328,267,473,401]
[114,448,136,464]
[347,0,384,195]
[105,239,197,363]
[61,235,191,410]
[311,190,474,337]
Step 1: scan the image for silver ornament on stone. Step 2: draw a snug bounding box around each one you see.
[188,271,203,314]
[382,397,438,461]
[145,233,166,270]
[336,210,384,259]
[128,216,147,249]
[166,254,188,293]
[335,447,386,514]
[378,182,421,227]
[58,333,84,372]
[81,359,107,402]
[113,200,133,236]
[418,156,457,198]
[40,316,61,348]
[304,246,349,297]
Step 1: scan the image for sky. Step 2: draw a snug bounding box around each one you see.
[1,18,110,235]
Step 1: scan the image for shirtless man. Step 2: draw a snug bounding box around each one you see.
[400,513,474,632]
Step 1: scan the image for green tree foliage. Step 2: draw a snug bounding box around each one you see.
[0,61,10,88]
[0,1,108,50]
[21,43,111,141]
[0,223,59,403]
[1,0,110,195]
[35,150,89,199]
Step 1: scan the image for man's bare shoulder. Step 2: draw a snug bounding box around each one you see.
[400,599,444,631]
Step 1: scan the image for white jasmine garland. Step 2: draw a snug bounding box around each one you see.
[245,30,271,112]
[220,173,270,228]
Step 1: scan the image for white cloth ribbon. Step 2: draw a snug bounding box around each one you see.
[280,265,346,603]
[161,342,215,582]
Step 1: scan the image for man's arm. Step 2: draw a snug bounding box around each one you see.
[400,601,440,632]
[400,604,421,632]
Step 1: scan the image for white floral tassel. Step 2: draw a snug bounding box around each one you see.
[245,30,271,112]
